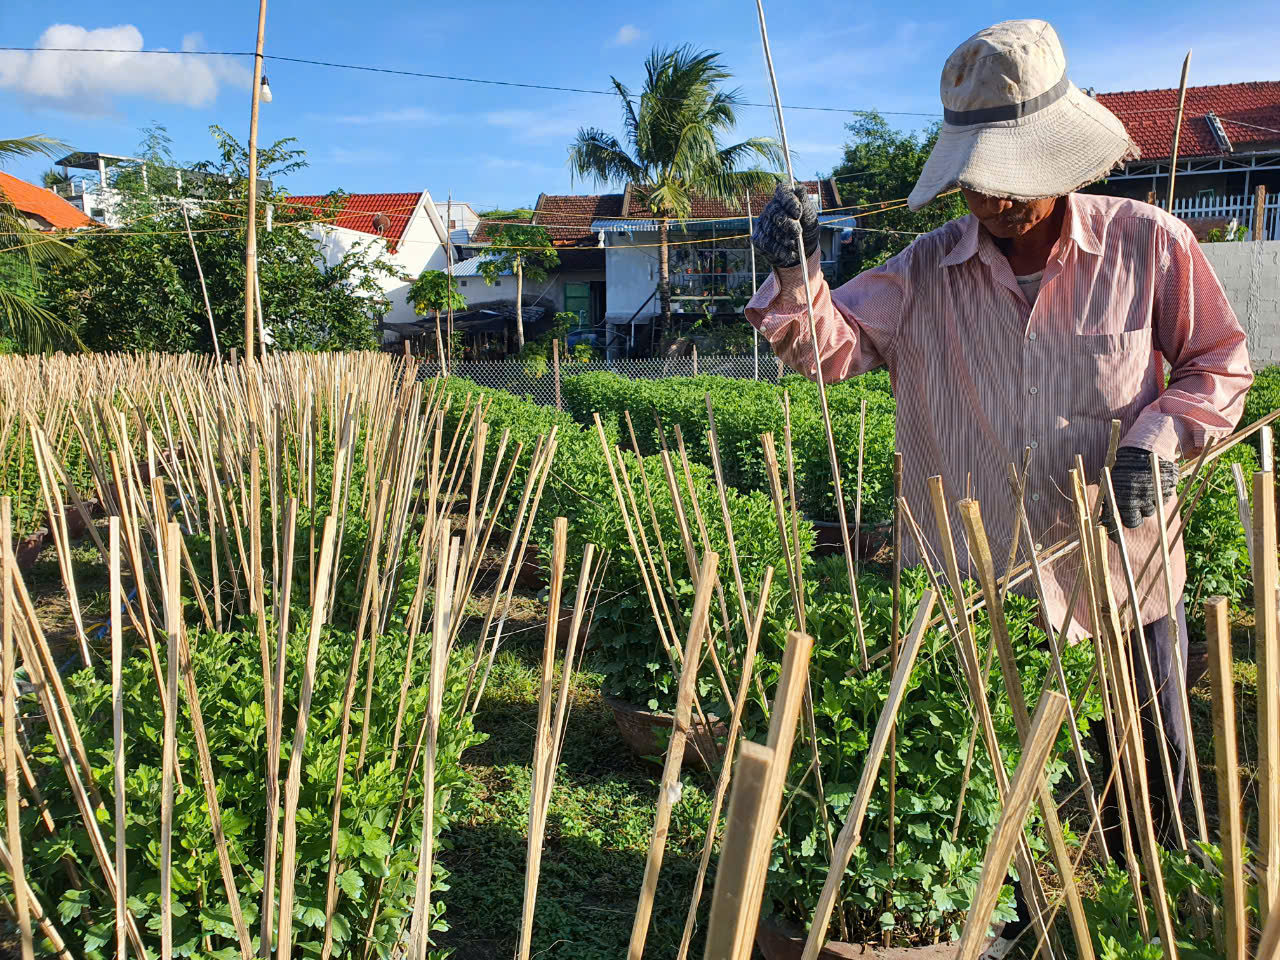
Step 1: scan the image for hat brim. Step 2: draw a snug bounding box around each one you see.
[908,83,1139,211]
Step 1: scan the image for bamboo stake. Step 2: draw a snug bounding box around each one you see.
[754,0,866,669]
[801,591,935,960]
[275,515,338,957]
[702,741,775,960]
[1166,51,1192,212]
[160,521,180,960]
[955,691,1070,960]
[1206,595,1248,960]
[677,566,775,960]
[0,839,71,960]
[628,551,718,960]
[956,498,1094,960]
[1258,466,1280,926]
[853,396,866,571]
[2,498,32,960]
[109,517,126,960]
[516,518,568,960]
[780,393,806,629]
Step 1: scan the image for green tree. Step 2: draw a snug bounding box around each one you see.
[477,223,558,352]
[407,269,466,363]
[41,168,70,190]
[41,127,393,353]
[829,113,967,278]
[0,135,84,352]
[569,45,782,332]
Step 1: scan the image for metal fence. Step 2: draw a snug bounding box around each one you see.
[413,352,785,408]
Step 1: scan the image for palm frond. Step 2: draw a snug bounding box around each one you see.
[0,286,83,353]
[567,129,645,189]
[0,136,70,164]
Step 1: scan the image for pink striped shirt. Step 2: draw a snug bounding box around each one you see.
[747,192,1253,630]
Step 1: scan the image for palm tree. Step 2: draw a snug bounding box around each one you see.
[569,45,783,334]
[0,136,82,352]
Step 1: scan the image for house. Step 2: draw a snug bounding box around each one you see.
[591,180,844,355]
[282,190,451,340]
[451,194,615,330]
[435,200,481,245]
[1093,81,1280,240]
[0,171,96,231]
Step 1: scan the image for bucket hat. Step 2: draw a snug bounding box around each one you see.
[908,19,1138,211]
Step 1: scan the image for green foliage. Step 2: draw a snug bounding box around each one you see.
[439,377,806,713]
[1182,443,1258,612]
[563,370,896,524]
[768,559,1100,943]
[476,208,534,223]
[407,270,466,317]
[477,224,558,288]
[829,114,968,280]
[22,622,480,957]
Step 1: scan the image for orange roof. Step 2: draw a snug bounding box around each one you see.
[281,191,425,251]
[1097,81,1280,160]
[0,171,96,230]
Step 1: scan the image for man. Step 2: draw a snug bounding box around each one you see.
[749,14,1251,921]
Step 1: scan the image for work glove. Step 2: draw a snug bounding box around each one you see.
[752,183,820,271]
[1101,446,1180,541]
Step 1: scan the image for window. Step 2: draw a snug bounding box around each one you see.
[449,219,457,229]
[460,280,468,287]
[666,230,753,303]
[494,280,501,286]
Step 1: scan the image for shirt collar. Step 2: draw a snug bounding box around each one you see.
[939,194,1103,268]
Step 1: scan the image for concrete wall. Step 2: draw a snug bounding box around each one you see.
[457,268,603,313]
[604,232,661,321]
[1200,240,1280,370]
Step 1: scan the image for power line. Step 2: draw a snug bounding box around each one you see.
[0,45,943,118]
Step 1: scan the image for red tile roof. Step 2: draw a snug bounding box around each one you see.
[281,191,424,250]
[0,171,96,230]
[1096,81,1280,161]
[620,179,840,218]
[533,193,624,245]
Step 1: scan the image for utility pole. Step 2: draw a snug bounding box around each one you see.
[243,0,269,358]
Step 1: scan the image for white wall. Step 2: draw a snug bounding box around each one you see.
[1200,240,1280,371]
[456,269,601,315]
[436,202,479,243]
[307,217,447,335]
[604,232,661,321]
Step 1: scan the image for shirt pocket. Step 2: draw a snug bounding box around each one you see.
[1065,328,1156,421]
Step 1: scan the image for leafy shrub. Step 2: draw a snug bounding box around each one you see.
[764,558,1099,944]
[24,623,480,957]
[1241,364,1280,466]
[440,377,808,714]
[562,371,897,525]
[1183,443,1259,613]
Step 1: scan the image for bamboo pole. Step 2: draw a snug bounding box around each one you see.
[160,521,180,960]
[702,741,775,960]
[1166,51,1192,213]
[754,0,865,669]
[109,517,126,960]
[801,591,935,960]
[243,0,269,356]
[2,498,32,960]
[1258,466,1280,926]
[182,204,221,363]
[955,691,1070,960]
[0,839,70,960]
[1206,596,1248,960]
[516,518,568,960]
[627,551,718,960]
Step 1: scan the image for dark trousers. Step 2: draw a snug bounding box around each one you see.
[1091,599,1190,861]
[1008,600,1188,934]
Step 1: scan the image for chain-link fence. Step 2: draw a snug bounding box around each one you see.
[412,352,786,408]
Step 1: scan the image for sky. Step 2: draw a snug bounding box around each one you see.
[2,1,1279,213]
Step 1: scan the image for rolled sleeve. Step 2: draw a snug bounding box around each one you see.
[1122,223,1253,460]
[745,250,904,383]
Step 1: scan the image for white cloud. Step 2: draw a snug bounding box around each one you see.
[328,146,393,166]
[0,24,250,112]
[484,109,586,141]
[611,24,644,47]
[311,107,456,126]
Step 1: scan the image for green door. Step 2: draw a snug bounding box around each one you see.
[564,282,590,325]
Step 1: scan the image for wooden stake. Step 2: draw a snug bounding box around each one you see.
[243,0,269,356]
[109,517,126,960]
[628,551,718,960]
[1166,50,1192,212]
[1258,467,1280,925]
[801,591,935,960]
[702,741,775,960]
[2,498,32,960]
[1206,596,1248,960]
[956,691,1070,960]
[160,521,180,959]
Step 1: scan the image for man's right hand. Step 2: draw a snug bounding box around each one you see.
[752,183,820,271]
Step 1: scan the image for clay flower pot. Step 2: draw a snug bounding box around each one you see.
[756,914,990,960]
[603,695,726,771]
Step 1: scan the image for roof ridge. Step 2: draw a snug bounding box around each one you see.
[1098,78,1280,99]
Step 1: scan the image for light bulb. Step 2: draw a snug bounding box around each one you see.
[260,75,273,104]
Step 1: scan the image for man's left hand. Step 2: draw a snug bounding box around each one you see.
[1102,446,1179,540]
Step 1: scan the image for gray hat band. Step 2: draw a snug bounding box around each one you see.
[943,73,1070,126]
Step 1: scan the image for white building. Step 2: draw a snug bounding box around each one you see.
[284,190,453,340]
[591,180,846,355]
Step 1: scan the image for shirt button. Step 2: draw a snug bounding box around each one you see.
[1031,493,1041,502]
[1028,332,1038,341]
[1029,440,1039,449]
[1035,542,1043,551]
[1028,386,1038,395]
